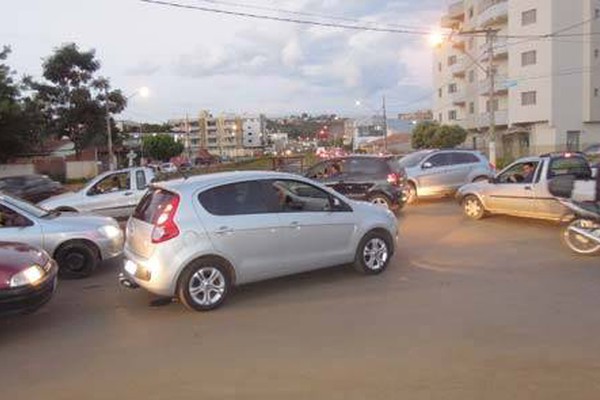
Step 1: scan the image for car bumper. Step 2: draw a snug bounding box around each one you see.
[0,264,58,316]
[97,234,125,261]
[120,248,178,297]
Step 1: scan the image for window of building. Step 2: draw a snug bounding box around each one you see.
[448,55,457,66]
[438,88,443,98]
[448,83,458,93]
[521,91,537,106]
[596,9,600,18]
[438,113,442,122]
[448,110,458,120]
[469,102,475,114]
[595,49,599,58]
[468,7,474,19]
[472,137,477,150]
[567,131,581,152]
[521,50,537,66]
[486,99,499,112]
[468,70,475,83]
[522,9,537,26]
[438,62,442,72]
[595,88,599,97]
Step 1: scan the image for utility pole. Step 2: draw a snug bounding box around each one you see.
[487,28,497,167]
[382,95,388,153]
[105,87,114,171]
[185,113,192,161]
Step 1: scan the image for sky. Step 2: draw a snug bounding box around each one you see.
[2,0,445,122]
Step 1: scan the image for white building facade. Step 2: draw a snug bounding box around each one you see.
[434,0,600,161]
[242,115,265,148]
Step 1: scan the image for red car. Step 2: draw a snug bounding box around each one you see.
[0,242,58,316]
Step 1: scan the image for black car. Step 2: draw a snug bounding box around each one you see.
[305,155,406,214]
[0,175,65,203]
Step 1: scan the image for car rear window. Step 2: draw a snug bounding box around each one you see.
[344,158,389,175]
[547,157,591,179]
[133,188,178,223]
[198,181,270,216]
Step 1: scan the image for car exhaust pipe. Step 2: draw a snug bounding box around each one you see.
[118,273,139,289]
[568,226,600,244]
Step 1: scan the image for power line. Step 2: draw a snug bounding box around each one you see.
[191,0,428,31]
[140,0,433,35]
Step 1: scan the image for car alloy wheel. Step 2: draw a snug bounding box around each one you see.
[463,195,485,220]
[363,237,389,271]
[179,258,231,311]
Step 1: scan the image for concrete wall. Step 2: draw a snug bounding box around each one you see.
[0,163,35,177]
[66,161,98,180]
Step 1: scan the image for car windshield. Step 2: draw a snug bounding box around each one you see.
[0,193,48,218]
[397,151,432,168]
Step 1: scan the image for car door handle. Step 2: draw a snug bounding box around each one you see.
[215,226,233,235]
[123,191,134,196]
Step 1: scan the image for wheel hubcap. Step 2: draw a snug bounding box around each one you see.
[464,199,481,217]
[189,267,226,306]
[363,238,388,270]
[65,253,86,271]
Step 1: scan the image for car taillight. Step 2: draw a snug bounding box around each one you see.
[151,195,180,243]
[387,173,401,186]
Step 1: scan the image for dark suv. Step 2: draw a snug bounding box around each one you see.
[305,155,406,214]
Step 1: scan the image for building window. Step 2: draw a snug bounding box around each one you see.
[469,102,475,114]
[468,70,475,83]
[595,88,599,97]
[521,50,537,66]
[595,49,599,58]
[448,110,457,121]
[472,137,477,149]
[567,131,580,152]
[438,62,442,72]
[522,9,537,26]
[521,91,537,106]
[448,83,458,93]
[448,55,457,66]
[485,99,499,112]
[438,88,443,98]
[596,9,600,18]
[468,7,474,19]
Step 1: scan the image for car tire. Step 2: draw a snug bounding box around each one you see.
[562,219,600,256]
[55,241,99,279]
[353,231,392,275]
[369,194,392,210]
[462,195,486,220]
[178,258,232,312]
[405,183,417,205]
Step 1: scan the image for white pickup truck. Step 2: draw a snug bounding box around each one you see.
[39,167,155,219]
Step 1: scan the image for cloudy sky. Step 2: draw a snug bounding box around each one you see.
[3,0,447,122]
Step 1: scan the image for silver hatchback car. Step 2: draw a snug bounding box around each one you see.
[398,149,494,203]
[120,171,398,311]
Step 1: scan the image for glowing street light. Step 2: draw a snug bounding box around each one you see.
[428,31,445,47]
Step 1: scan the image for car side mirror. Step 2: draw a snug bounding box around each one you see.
[422,162,433,169]
[327,196,342,211]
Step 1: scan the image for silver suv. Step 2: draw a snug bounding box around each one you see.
[120,171,398,311]
[397,149,494,203]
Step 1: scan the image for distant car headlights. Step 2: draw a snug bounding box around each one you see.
[98,225,122,240]
[10,265,46,288]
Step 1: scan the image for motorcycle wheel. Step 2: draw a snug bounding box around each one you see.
[562,219,600,256]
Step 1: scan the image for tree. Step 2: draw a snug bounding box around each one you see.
[30,43,127,156]
[432,124,468,149]
[411,121,467,149]
[411,121,439,149]
[143,134,184,162]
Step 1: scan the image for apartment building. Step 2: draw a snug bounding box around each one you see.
[242,115,266,148]
[434,0,600,161]
[197,111,262,158]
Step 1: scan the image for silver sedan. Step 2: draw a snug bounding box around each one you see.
[0,194,123,278]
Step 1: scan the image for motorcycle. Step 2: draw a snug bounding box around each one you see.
[557,198,600,255]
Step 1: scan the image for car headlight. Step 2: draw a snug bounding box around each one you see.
[98,225,122,239]
[10,265,46,288]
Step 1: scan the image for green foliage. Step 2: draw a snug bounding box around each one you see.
[31,43,127,155]
[411,121,439,149]
[411,122,467,149]
[143,134,184,162]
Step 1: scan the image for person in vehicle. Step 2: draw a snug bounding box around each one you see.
[521,163,535,183]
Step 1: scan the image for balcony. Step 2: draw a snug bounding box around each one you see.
[448,56,467,77]
[441,1,465,28]
[448,90,467,105]
[478,109,508,127]
[478,0,508,28]
[480,37,509,60]
[478,77,509,96]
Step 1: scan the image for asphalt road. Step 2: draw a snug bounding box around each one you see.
[2,201,600,399]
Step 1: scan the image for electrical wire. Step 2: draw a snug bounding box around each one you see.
[140,0,434,35]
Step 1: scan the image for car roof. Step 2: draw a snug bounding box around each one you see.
[152,170,305,193]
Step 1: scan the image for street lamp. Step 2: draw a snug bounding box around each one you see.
[106,86,150,171]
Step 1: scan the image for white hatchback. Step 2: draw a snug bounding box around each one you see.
[120,171,398,311]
